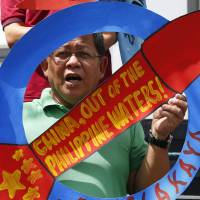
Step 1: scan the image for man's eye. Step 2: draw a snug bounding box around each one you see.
[78,52,91,59]
[56,52,70,58]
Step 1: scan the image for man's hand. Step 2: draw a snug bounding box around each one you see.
[151,94,187,140]
[102,32,117,50]
[4,22,32,48]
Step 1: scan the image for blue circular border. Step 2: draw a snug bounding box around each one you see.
[0,2,168,144]
[0,2,199,200]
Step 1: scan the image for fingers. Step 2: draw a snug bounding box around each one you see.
[161,104,185,120]
[168,94,187,105]
[153,94,187,120]
[168,94,187,116]
[152,94,187,138]
[174,93,187,101]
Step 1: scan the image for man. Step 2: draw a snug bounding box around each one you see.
[23,33,187,198]
[1,0,145,101]
[1,0,115,101]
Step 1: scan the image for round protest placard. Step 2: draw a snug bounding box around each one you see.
[0,2,200,199]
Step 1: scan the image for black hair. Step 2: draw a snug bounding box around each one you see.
[93,33,106,56]
[132,0,145,7]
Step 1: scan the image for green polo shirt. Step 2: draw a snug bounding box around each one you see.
[23,88,147,198]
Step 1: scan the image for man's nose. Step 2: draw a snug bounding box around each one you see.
[66,54,81,68]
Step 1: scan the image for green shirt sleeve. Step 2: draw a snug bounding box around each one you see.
[129,122,148,171]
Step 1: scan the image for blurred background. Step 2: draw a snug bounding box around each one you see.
[0,0,194,64]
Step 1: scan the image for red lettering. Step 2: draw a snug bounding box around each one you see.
[155,183,170,200]
[179,159,197,177]
[127,196,134,200]
[183,141,200,156]
[168,171,187,193]
[189,130,200,142]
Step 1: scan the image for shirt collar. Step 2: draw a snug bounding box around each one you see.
[40,88,68,112]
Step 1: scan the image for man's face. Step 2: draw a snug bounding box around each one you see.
[43,35,107,107]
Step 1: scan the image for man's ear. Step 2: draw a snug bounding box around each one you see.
[40,59,49,78]
[99,55,109,80]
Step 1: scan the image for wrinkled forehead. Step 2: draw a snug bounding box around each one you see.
[58,34,95,51]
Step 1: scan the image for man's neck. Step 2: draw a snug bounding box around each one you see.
[51,91,74,109]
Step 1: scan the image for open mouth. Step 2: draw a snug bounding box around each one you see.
[65,74,82,82]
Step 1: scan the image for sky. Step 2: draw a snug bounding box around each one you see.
[0,0,188,46]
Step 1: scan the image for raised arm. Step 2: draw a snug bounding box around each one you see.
[1,0,29,47]
[128,94,187,193]
[4,22,32,47]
